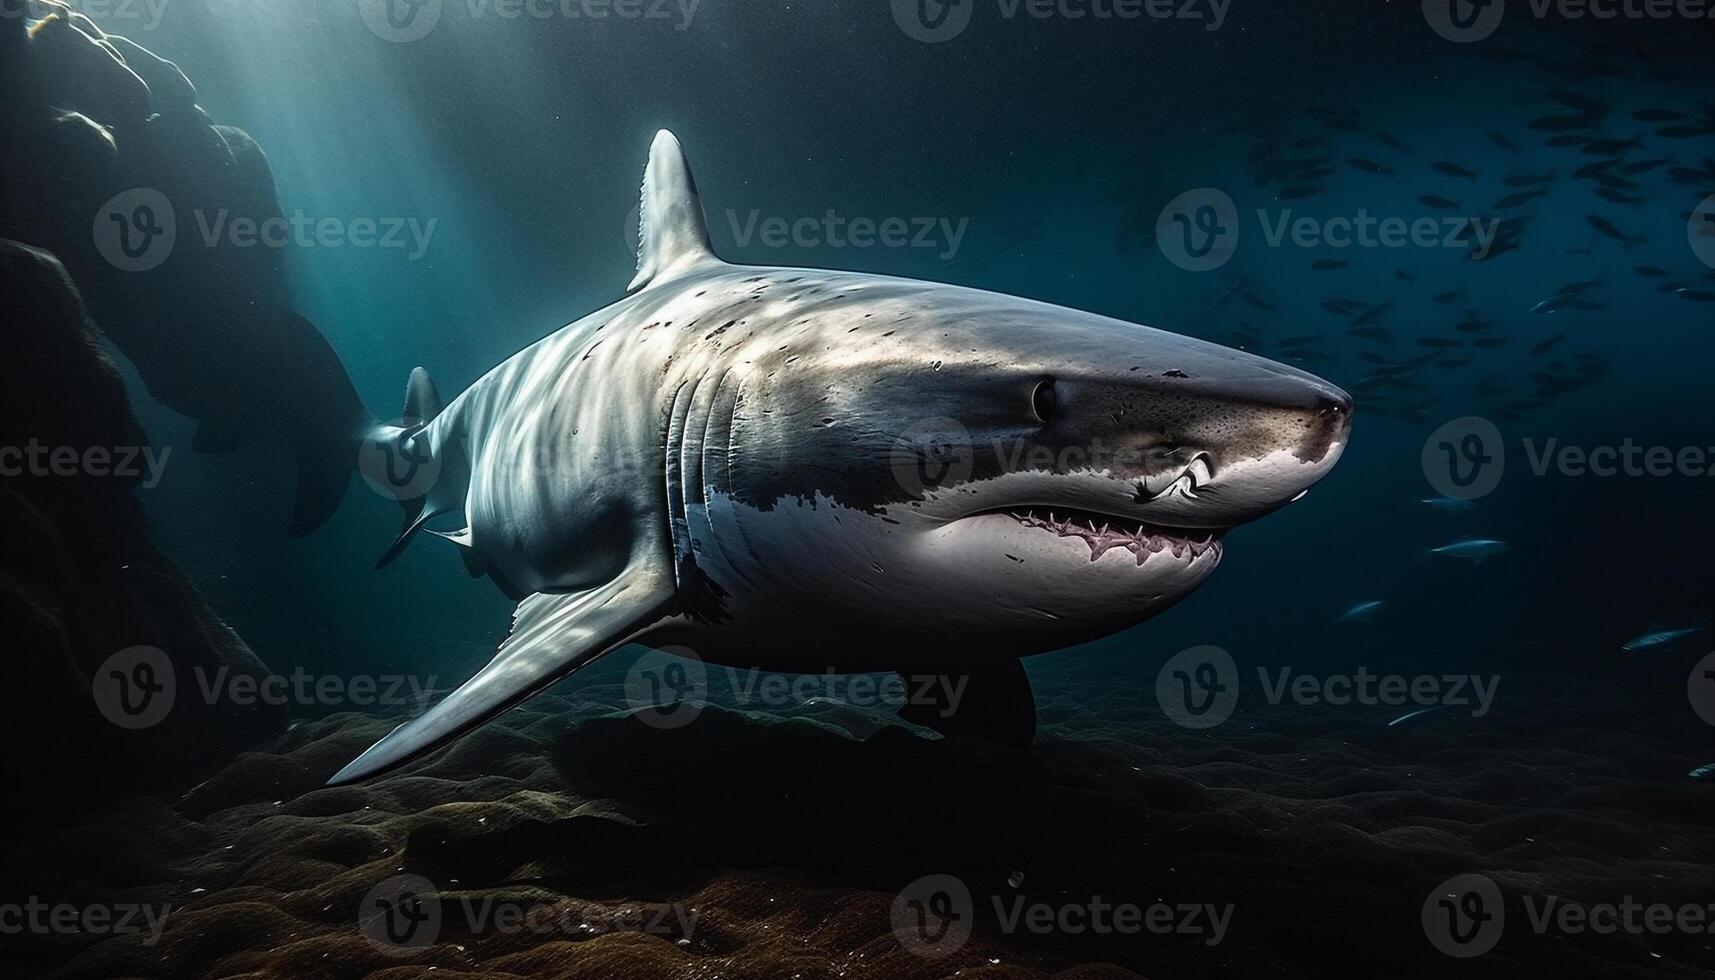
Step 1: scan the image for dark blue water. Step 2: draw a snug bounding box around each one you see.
[5,3,1715,976]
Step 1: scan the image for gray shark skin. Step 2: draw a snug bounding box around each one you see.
[329,131,1353,784]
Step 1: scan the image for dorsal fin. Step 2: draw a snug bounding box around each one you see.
[404,365,443,423]
[628,130,717,292]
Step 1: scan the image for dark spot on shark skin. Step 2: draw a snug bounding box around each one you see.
[1164,369,1190,378]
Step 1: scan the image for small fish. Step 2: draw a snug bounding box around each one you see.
[1674,289,1715,302]
[1631,108,1683,122]
[1421,496,1476,513]
[1279,332,1324,347]
[1349,157,1393,175]
[1434,357,1471,368]
[1544,134,1591,147]
[1349,326,1392,341]
[1620,157,1671,176]
[1374,132,1413,153]
[1691,765,1715,781]
[1394,268,1415,283]
[1310,259,1348,271]
[1352,302,1393,327]
[1657,125,1715,138]
[1419,195,1462,210]
[1417,336,1463,348]
[1620,627,1702,652]
[1573,158,1620,179]
[1585,215,1643,248]
[1634,265,1670,277]
[1530,115,1598,133]
[1431,290,1466,304]
[1337,600,1385,623]
[1455,313,1492,331]
[1492,190,1547,209]
[1244,291,1279,312]
[1594,188,1644,208]
[1428,539,1511,561]
[1503,174,1554,187]
[1472,337,1508,348]
[1432,161,1480,181]
[1488,130,1519,153]
[1581,136,1643,155]
[1278,184,1326,201]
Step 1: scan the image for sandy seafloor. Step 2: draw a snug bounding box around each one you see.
[5,653,1713,980]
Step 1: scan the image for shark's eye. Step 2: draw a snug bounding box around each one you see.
[1030,380,1058,423]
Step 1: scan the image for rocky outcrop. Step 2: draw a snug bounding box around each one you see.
[0,3,369,535]
[0,239,286,809]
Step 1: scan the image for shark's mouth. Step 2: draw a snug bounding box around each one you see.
[996,507,1226,565]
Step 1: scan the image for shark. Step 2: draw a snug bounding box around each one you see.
[329,131,1354,785]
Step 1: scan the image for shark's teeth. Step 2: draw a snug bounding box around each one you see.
[1137,453,1213,503]
[1010,509,1222,566]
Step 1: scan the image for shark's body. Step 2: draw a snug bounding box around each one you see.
[331,132,1354,784]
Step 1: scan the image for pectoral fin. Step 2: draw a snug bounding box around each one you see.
[327,560,675,785]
